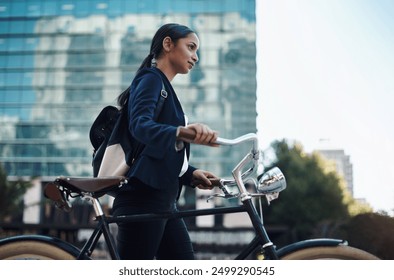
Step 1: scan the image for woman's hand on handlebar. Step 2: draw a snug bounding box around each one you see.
[191,169,219,190]
[177,123,219,147]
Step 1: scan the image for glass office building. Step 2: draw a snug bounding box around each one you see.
[0,0,256,186]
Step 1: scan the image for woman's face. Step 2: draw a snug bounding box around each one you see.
[168,33,199,74]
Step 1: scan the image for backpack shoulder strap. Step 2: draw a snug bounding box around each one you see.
[153,81,167,120]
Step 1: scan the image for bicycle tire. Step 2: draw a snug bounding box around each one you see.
[0,240,77,260]
[280,245,379,260]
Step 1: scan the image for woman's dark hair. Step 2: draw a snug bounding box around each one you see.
[117,23,196,108]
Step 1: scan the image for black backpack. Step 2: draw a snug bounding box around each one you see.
[89,82,167,178]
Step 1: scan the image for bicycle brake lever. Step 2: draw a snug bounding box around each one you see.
[206,192,239,202]
[207,193,225,202]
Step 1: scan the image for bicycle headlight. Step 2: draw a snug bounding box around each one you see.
[257,167,286,194]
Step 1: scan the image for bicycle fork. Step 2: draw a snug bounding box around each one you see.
[242,197,279,260]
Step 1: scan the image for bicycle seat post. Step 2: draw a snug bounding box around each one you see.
[85,195,105,217]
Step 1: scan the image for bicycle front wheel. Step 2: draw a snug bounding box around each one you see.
[0,240,77,260]
[280,245,379,260]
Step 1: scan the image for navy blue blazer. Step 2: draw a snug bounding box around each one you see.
[126,67,196,191]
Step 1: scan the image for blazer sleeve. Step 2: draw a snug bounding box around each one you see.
[179,165,197,187]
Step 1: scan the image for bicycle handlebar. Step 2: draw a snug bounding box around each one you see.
[177,127,259,154]
[180,128,261,200]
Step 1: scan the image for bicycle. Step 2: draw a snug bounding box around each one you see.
[0,133,379,260]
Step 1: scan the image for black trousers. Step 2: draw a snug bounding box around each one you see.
[112,179,194,260]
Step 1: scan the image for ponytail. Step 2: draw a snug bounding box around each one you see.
[117,85,131,109]
[138,53,154,71]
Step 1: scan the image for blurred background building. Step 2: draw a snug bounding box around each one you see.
[0,0,257,229]
[317,148,354,196]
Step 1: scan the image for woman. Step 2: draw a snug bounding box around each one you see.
[113,23,219,260]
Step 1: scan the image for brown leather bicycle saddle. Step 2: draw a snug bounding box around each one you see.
[54,176,127,193]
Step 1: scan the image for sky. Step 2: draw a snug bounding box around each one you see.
[256,0,394,214]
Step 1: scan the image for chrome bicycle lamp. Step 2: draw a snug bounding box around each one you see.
[257,167,287,195]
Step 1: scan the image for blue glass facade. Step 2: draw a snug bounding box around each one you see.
[0,0,256,180]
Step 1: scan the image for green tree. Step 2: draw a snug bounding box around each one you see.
[261,139,371,242]
[0,164,33,222]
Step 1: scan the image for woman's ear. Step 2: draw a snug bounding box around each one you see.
[162,36,173,52]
